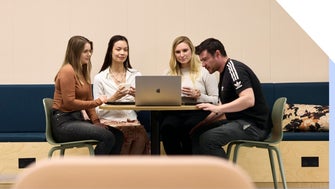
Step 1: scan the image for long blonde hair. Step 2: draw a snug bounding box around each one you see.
[55,36,93,85]
[168,36,201,84]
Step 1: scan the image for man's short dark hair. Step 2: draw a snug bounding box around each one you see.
[195,38,227,57]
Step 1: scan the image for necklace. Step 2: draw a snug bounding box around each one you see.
[110,70,125,84]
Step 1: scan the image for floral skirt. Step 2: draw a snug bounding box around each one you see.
[101,120,151,155]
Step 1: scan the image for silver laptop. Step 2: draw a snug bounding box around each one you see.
[135,76,181,106]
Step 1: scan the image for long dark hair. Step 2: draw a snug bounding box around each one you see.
[99,35,132,72]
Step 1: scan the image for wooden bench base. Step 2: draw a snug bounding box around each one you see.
[228,141,329,182]
[0,141,329,183]
[0,142,92,177]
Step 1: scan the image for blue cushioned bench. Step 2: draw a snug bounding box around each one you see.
[0,82,328,142]
[261,82,329,141]
[0,85,54,142]
[0,84,151,142]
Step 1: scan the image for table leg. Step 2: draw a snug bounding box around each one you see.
[150,111,160,155]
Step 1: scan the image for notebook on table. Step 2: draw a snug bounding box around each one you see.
[135,76,182,106]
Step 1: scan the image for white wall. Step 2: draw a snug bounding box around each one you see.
[0,0,328,84]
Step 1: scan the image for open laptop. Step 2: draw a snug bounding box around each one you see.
[135,76,182,106]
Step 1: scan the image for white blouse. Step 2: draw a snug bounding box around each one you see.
[93,67,141,122]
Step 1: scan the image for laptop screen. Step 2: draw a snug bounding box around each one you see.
[135,76,181,106]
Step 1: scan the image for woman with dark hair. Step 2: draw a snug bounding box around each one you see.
[51,35,124,155]
[94,35,150,154]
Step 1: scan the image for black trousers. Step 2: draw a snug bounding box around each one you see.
[160,110,210,155]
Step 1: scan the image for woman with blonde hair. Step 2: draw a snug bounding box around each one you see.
[160,36,219,155]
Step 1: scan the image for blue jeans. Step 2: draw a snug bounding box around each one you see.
[51,110,124,155]
[191,119,267,158]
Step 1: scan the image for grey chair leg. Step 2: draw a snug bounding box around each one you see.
[226,143,234,159]
[87,145,95,156]
[60,149,65,156]
[227,143,287,189]
[272,146,288,189]
[232,144,242,163]
[48,149,56,158]
[268,148,278,189]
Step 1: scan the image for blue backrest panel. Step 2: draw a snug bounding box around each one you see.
[0,85,54,133]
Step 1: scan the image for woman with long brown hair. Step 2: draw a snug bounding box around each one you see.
[51,35,124,155]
